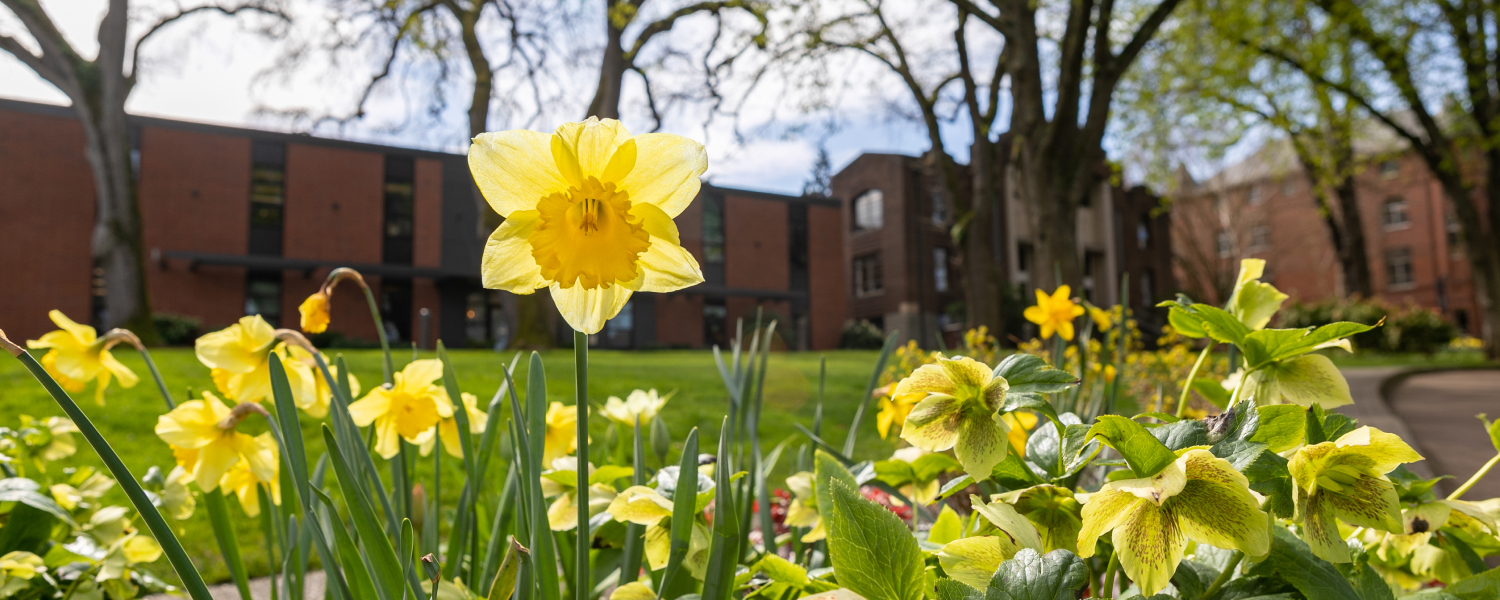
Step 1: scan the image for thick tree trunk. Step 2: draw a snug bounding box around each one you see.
[76,99,156,341]
[1015,151,1086,294]
[1433,164,1500,358]
[964,140,1004,335]
[1329,177,1374,298]
[586,9,628,121]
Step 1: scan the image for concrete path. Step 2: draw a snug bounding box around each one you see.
[1385,369,1500,500]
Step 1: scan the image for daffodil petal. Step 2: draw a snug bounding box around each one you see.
[1112,500,1184,596]
[549,281,633,335]
[403,359,446,388]
[470,130,570,217]
[49,310,97,343]
[482,210,548,293]
[552,118,633,186]
[347,388,391,428]
[193,439,242,493]
[613,133,707,218]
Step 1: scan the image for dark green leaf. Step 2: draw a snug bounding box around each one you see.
[0,502,57,556]
[934,578,982,600]
[1247,405,1305,453]
[1151,419,1208,450]
[982,548,1088,600]
[826,479,925,600]
[1169,560,1216,600]
[1245,526,1360,600]
[1447,565,1500,599]
[995,354,1080,400]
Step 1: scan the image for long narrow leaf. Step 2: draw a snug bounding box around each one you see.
[438,342,478,580]
[322,426,409,600]
[525,353,561,600]
[314,487,381,600]
[318,352,400,532]
[203,489,253,600]
[843,331,901,456]
[701,419,741,600]
[655,428,700,600]
[2,340,214,600]
[619,418,646,586]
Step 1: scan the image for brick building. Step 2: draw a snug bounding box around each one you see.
[0,99,848,350]
[831,152,1174,347]
[1171,142,1480,335]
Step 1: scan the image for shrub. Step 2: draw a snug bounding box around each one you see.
[152,313,201,346]
[838,319,885,349]
[1278,297,1456,353]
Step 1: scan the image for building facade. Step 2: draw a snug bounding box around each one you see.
[831,152,1174,347]
[0,99,849,350]
[1171,144,1480,336]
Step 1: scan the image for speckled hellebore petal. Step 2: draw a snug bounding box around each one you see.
[1077,488,1143,558]
[1171,449,1270,556]
[482,210,548,293]
[1321,471,1405,533]
[1105,458,1187,506]
[469,130,570,217]
[1112,499,1185,596]
[952,411,1009,481]
[899,394,963,452]
[1334,427,1425,474]
[894,363,958,397]
[937,537,1008,590]
[1300,492,1351,563]
[938,357,993,395]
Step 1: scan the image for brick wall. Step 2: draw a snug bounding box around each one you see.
[724,195,789,290]
[807,204,846,350]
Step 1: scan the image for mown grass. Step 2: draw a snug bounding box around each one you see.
[0,347,889,584]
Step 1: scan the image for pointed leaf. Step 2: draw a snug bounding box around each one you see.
[826,479,925,600]
[982,548,1088,600]
[1084,416,1177,477]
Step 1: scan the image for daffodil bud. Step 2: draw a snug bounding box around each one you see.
[420,553,441,583]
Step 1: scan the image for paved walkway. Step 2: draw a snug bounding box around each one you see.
[1385,368,1500,500]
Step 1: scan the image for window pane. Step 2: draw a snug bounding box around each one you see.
[854,190,883,230]
[934,248,949,292]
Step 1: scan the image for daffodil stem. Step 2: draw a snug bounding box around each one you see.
[573,330,589,600]
[359,284,394,385]
[135,347,176,409]
[1204,550,1244,598]
[1176,344,1212,418]
[1449,452,1500,500]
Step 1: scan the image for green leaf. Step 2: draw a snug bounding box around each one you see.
[1084,416,1178,477]
[1479,415,1500,453]
[701,420,741,600]
[203,490,253,600]
[1337,550,1395,600]
[488,537,525,600]
[934,578,982,600]
[322,426,407,600]
[1245,526,1361,600]
[1231,276,1288,331]
[994,354,1080,399]
[826,479,925,600]
[756,555,810,586]
[929,505,965,545]
[982,548,1088,600]
[0,478,72,523]
[815,450,859,517]
[993,450,1044,489]
[1246,355,1352,409]
[313,487,380,600]
[1150,419,1208,450]
[1169,305,1208,339]
[912,453,962,481]
[1303,405,1357,446]
[1170,304,1250,345]
[0,502,57,556]
[1248,405,1306,453]
[1190,379,1231,410]
[657,428,700,600]
[1448,565,1500,599]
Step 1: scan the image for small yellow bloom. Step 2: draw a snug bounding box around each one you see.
[601,389,670,427]
[25,310,138,404]
[196,315,318,407]
[875,392,922,439]
[1086,304,1114,332]
[1023,286,1086,340]
[469,117,708,333]
[418,392,489,458]
[299,292,331,334]
[1002,411,1038,455]
[543,402,580,466]
[154,392,277,492]
[219,433,280,517]
[348,359,454,459]
[784,472,825,542]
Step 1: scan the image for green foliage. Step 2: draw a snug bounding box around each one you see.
[839,320,886,350]
[825,479,925,600]
[152,313,202,347]
[1279,299,1458,354]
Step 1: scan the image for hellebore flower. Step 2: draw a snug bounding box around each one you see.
[539,457,624,531]
[348,359,454,459]
[0,551,44,596]
[783,471,825,542]
[996,484,1084,553]
[1289,426,1424,563]
[154,392,277,492]
[936,495,1044,589]
[543,402,580,466]
[218,433,280,517]
[1078,449,1270,596]
[418,392,488,458]
[896,357,1011,480]
[196,315,320,407]
[469,118,708,334]
[601,388,671,427]
[874,447,959,506]
[26,310,139,404]
[608,481,712,577]
[1023,286,1085,340]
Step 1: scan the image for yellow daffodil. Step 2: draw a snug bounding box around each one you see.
[896,357,1012,480]
[1289,426,1423,563]
[937,496,1044,589]
[1001,411,1038,455]
[25,310,139,404]
[0,551,44,596]
[304,355,360,419]
[1086,304,1114,332]
[196,315,319,407]
[348,359,454,459]
[1023,286,1085,340]
[784,471,825,542]
[219,433,280,517]
[155,392,276,492]
[608,484,711,577]
[1078,449,1270,596]
[418,392,488,458]
[601,388,671,427]
[543,402,580,466]
[299,291,331,334]
[469,117,708,334]
[876,391,921,439]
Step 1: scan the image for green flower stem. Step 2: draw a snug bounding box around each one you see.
[3,341,214,600]
[1448,452,1500,500]
[358,283,395,385]
[1176,344,1212,418]
[1203,550,1244,598]
[1101,552,1119,598]
[1225,367,1254,412]
[135,346,176,409]
[573,330,590,600]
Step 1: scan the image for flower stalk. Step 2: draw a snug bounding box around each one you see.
[1448,452,1500,501]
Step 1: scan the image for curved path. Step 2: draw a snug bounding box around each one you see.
[1384,368,1500,500]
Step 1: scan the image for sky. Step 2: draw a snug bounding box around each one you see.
[0,0,976,196]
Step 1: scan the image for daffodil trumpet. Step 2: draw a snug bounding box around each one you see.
[298,267,394,384]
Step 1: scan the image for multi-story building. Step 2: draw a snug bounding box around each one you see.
[0,99,848,349]
[831,151,1174,347]
[1170,142,1479,335]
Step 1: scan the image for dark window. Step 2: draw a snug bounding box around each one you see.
[1386,247,1414,288]
[1250,225,1270,250]
[244,271,283,326]
[1141,268,1155,307]
[702,192,725,264]
[853,189,883,230]
[931,191,949,225]
[789,203,809,290]
[703,298,728,348]
[853,253,884,297]
[1247,185,1264,205]
[249,141,286,256]
[381,279,413,342]
[1379,160,1400,179]
[1136,215,1151,250]
[384,156,416,265]
[1383,197,1410,229]
[1082,250,1105,302]
[934,248,949,293]
[465,291,507,348]
[599,300,635,348]
[90,262,107,329]
[1017,242,1034,273]
[1456,309,1470,332]
[1447,211,1462,252]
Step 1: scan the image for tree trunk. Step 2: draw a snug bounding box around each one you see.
[1432,163,1500,358]
[965,139,1004,336]
[1329,176,1374,297]
[586,5,628,120]
[1015,150,1086,293]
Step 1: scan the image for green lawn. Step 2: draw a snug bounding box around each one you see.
[0,347,889,584]
[1323,349,1490,368]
